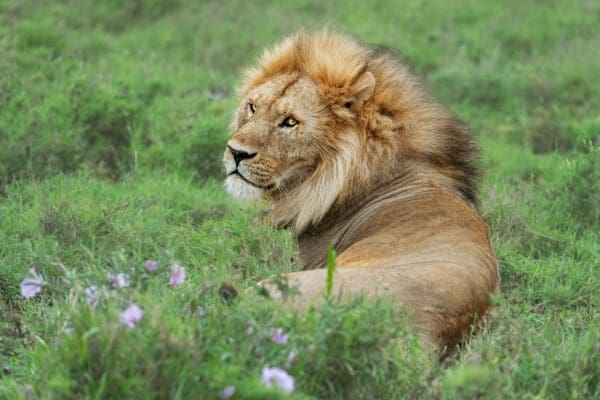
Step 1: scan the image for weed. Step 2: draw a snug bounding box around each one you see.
[0,0,598,398]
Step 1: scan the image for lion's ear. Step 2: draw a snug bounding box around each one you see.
[346,71,375,109]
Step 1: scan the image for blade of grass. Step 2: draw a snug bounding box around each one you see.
[326,243,336,297]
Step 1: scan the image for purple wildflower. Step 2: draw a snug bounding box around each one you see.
[270,328,289,344]
[84,285,99,305]
[219,386,235,400]
[20,267,45,299]
[144,260,158,271]
[169,264,186,286]
[286,350,297,367]
[261,367,295,394]
[120,304,144,328]
[197,307,206,317]
[108,273,130,288]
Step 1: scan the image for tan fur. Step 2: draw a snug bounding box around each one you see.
[223,30,499,352]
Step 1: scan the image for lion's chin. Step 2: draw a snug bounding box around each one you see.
[224,174,265,201]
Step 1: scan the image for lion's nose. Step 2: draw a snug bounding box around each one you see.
[228,145,257,166]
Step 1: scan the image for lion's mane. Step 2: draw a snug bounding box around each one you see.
[239,30,479,234]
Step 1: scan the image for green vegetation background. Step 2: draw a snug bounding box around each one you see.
[0,0,598,398]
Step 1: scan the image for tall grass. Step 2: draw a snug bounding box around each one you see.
[0,0,598,398]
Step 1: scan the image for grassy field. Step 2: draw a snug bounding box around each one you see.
[0,0,598,398]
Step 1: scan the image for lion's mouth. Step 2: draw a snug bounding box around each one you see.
[228,170,275,190]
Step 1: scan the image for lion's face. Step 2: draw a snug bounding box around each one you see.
[224,73,329,200]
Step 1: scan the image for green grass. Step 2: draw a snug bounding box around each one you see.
[0,0,598,398]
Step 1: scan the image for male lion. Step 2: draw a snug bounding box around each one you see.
[223,31,499,351]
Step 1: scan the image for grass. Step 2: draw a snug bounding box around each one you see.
[0,0,598,398]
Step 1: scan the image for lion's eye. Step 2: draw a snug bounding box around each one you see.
[279,116,298,128]
[247,103,256,114]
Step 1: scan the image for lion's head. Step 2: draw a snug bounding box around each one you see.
[224,31,478,234]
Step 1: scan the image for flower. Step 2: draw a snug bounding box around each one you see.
[197,307,206,317]
[108,273,130,288]
[84,285,99,305]
[219,386,235,400]
[286,350,297,367]
[169,264,186,286]
[20,267,45,299]
[270,328,289,344]
[144,260,158,271]
[120,304,144,328]
[261,367,295,394]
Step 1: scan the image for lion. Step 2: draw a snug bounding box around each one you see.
[223,30,499,352]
